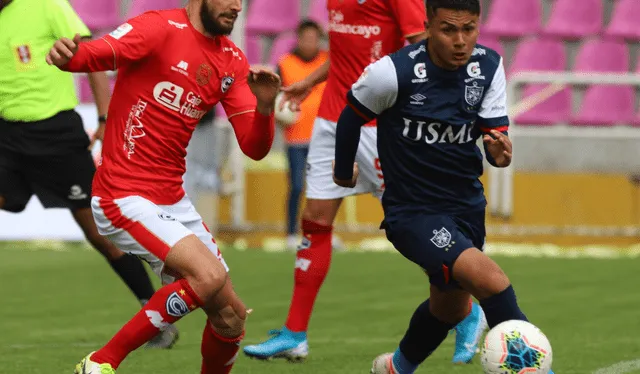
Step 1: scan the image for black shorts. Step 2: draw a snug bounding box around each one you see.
[382,209,486,290]
[0,110,94,213]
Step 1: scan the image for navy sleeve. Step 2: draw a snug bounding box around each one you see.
[334,105,368,180]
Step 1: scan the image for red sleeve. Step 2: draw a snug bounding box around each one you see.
[220,61,257,118]
[63,12,169,72]
[228,111,275,160]
[388,0,426,38]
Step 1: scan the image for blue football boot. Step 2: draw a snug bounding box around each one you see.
[452,302,488,364]
[243,327,308,362]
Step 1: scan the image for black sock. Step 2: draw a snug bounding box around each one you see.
[480,285,528,328]
[398,299,455,365]
[109,254,155,305]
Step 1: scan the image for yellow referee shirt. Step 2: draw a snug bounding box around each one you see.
[0,0,91,122]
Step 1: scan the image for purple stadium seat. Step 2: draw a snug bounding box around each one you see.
[605,0,640,41]
[246,0,300,35]
[482,0,541,38]
[125,0,181,19]
[476,35,504,56]
[269,34,297,67]
[571,39,634,126]
[510,38,570,125]
[244,35,262,64]
[544,0,603,40]
[77,75,116,104]
[71,0,121,31]
[307,0,329,31]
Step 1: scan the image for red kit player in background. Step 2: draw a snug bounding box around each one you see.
[46,0,279,373]
[243,0,487,365]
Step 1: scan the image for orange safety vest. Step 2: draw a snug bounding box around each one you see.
[278,50,328,145]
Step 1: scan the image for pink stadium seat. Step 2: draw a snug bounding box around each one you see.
[605,0,640,41]
[244,35,262,64]
[307,0,329,31]
[482,0,541,38]
[76,75,116,104]
[246,0,300,35]
[510,38,570,125]
[269,34,297,67]
[544,0,603,40]
[571,39,634,126]
[125,0,181,18]
[71,0,121,31]
[476,35,504,56]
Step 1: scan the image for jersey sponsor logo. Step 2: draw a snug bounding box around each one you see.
[412,63,428,83]
[16,45,31,64]
[464,62,485,83]
[166,292,190,317]
[221,75,234,93]
[109,23,133,40]
[409,93,426,106]
[430,227,454,250]
[328,10,381,39]
[465,81,484,106]
[402,118,475,145]
[168,20,188,29]
[196,63,213,86]
[171,60,189,76]
[67,185,87,200]
[124,99,148,159]
[472,47,486,57]
[408,44,426,59]
[152,81,207,120]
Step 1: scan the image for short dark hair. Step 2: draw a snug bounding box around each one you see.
[426,0,481,19]
[296,19,323,36]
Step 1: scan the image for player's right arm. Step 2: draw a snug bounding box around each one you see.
[46,12,169,72]
[333,56,398,185]
[389,0,427,44]
[279,58,330,111]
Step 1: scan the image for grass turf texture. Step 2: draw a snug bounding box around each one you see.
[1,241,639,373]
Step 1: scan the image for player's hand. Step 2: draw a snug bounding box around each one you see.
[483,130,512,167]
[332,161,359,188]
[45,33,82,67]
[279,79,313,112]
[248,65,281,114]
[88,123,105,151]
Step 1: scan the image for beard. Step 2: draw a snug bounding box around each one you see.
[200,1,235,36]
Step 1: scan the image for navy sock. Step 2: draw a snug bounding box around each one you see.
[479,285,528,328]
[394,299,454,373]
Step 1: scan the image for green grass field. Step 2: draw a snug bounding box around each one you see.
[2,242,639,374]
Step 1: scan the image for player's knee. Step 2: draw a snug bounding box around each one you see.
[187,266,228,303]
[302,200,338,227]
[209,297,246,338]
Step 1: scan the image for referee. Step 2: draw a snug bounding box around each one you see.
[0,0,178,348]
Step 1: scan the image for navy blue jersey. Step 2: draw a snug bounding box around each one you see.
[347,40,509,215]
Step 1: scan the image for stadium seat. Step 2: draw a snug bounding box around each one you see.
[125,0,182,19]
[71,0,121,31]
[76,74,116,104]
[476,34,504,57]
[481,0,541,38]
[605,0,640,41]
[307,0,329,31]
[246,0,301,35]
[244,35,262,64]
[269,33,298,67]
[509,38,570,126]
[543,0,603,40]
[571,39,634,126]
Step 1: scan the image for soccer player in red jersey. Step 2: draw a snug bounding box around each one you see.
[243,0,486,364]
[46,0,279,373]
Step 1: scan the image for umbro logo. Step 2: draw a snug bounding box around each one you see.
[410,93,426,106]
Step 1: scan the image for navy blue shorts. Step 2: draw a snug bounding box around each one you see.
[382,209,486,290]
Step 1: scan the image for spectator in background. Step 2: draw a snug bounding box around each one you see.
[276,20,328,250]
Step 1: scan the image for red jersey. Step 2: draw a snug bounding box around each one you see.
[318,0,426,124]
[85,10,259,205]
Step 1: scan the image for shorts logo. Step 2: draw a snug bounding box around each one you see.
[68,185,87,200]
[166,292,190,317]
[158,212,176,221]
[430,227,453,249]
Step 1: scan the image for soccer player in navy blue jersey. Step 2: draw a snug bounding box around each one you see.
[333,0,555,373]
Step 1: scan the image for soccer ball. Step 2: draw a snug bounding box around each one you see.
[481,320,553,374]
[274,92,299,126]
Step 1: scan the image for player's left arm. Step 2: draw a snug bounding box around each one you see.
[389,0,428,44]
[222,64,278,161]
[334,56,398,185]
[478,57,512,168]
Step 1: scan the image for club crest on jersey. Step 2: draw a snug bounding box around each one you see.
[465,81,484,106]
[196,63,213,86]
[221,75,235,93]
[16,45,31,64]
[430,227,453,249]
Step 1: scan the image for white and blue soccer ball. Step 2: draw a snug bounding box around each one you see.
[481,320,553,374]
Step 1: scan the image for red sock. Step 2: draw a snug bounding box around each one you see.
[92,279,202,368]
[200,322,244,374]
[285,219,332,332]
